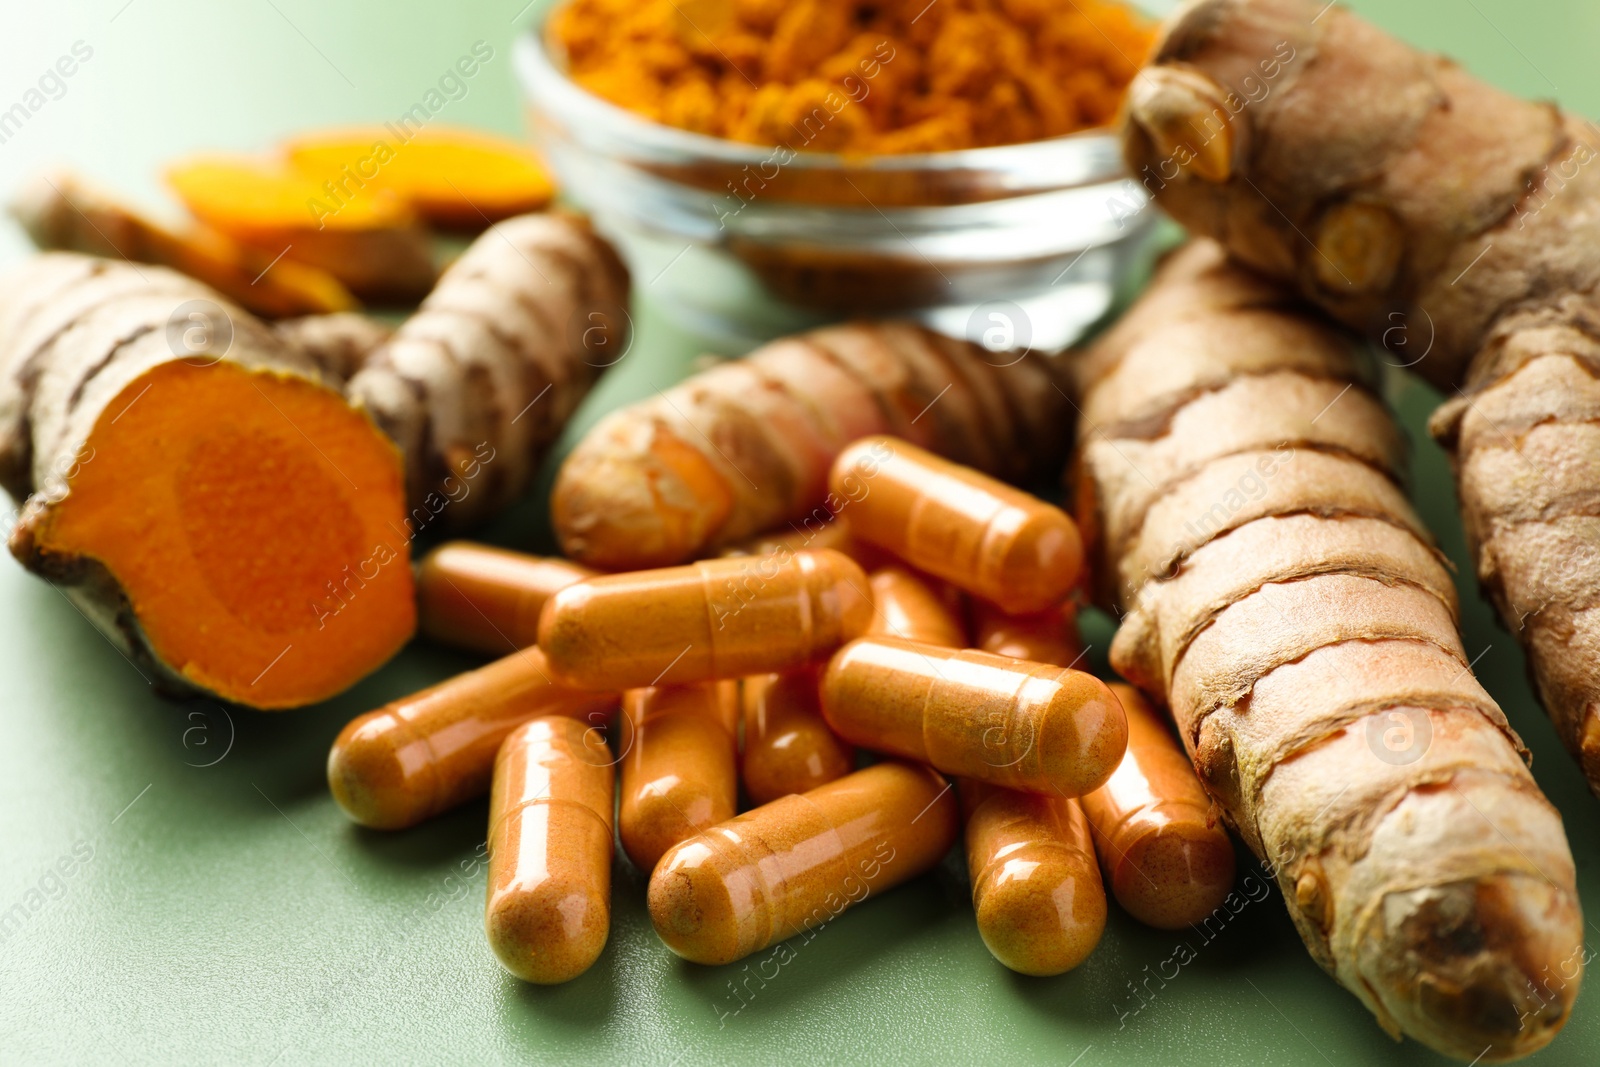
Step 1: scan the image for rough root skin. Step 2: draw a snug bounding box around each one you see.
[345,213,630,530]
[1125,0,1600,800]
[0,253,415,709]
[552,322,1074,569]
[1072,243,1582,1063]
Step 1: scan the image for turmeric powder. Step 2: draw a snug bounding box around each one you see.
[549,0,1154,154]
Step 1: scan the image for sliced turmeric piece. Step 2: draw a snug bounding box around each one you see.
[284,127,556,230]
[8,169,358,320]
[0,254,414,709]
[551,322,1073,568]
[166,156,436,304]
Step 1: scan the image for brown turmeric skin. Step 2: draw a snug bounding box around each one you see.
[1125,0,1600,803]
[551,0,1154,154]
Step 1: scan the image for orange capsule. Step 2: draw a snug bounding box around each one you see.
[971,600,1085,668]
[868,565,966,647]
[649,762,958,965]
[821,637,1127,796]
[619,681,740,872]
[486,715,615,983]
[830,436,1082,615]
[417,541,594,655]
[327,648,615,829]
[740,668,853,807]
[961,779,1106,975]
[1081,684,1235,929]
[538,549,873,690]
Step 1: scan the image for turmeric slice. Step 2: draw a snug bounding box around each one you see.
[0,254,414,709]
[166,155,436,304]
[1073,242,1582,1061]
[284,127,556,230]
[551,322,1073,569]
[8,170,358,320]
[1126,0,1600,804]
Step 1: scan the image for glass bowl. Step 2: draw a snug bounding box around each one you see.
[514,0,1159,354]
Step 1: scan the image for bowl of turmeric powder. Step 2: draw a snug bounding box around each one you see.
[516,0,1163,351]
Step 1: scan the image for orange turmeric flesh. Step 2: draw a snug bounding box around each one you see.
[20,360,414,708]
[286,127,557,230]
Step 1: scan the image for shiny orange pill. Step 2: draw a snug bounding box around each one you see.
[417,541,594,655]
[961,779,1106,976]
[649,761,958,965]
[1081,684,1235,929]
[619,681,740,872]
[722,515,889,571]
[538,549,873,690]
[821,637,1127,796]
[971,600,1085,669]
[868,565,966,647]
[327,648,615,829]
[486,715,615,983]
[740,668,853,807]
[830,436,1082,615]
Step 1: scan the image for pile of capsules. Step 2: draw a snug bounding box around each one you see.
[326,435,1237,982]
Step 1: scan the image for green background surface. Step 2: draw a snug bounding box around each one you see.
[2,1,1599,1064]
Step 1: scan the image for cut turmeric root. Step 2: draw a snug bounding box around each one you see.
[1125,0,1600,800]
[0,254,414,709]
[166,155,436,304]
[8,169,358,319]
[346,212,630,529]
[284,127,555,230]
[552,322,1073,569]
[1073,242,1582,1061]
[272,311,393,384]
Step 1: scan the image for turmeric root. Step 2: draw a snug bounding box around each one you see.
[272,312,393,384]
[1124,0,1600,799]
[8,170,358,319]
[346,213,629,529]
[284,126,556,231]
[1072,242,1582,1062]
[166,156,436,304]
[552,322,1072,569]
[0,254,414,708]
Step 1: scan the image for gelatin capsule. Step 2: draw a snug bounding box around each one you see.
[417,541,594,655]
[620,681,740,872]
[1081,684,1235,929]
[649,761,958,965]
[830,436,1082,614]
[740,668,853,807]
[722,515,889,571]
[971,600,1085,669]
[539,548,873,690]
[821,637,1127,796]
[486,715,615,984]
[868,565,966,647]
[328,647,615,829]
[962,779,1106,976]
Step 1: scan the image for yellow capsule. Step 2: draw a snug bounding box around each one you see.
[416,541,594,655]
[740,668,853,807]
[868,565,966,647]
[961,779,1106,976]
[971,600,1084,668]
[539,548,873,689]
[1081,684,1236,930]
[619,681,740,872]
[821,637,1127,796]
[649,762,958,965]
[327,647,615,830]
[831,436,1082,614]
[486,715,615,984]
[721,515,890,571]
